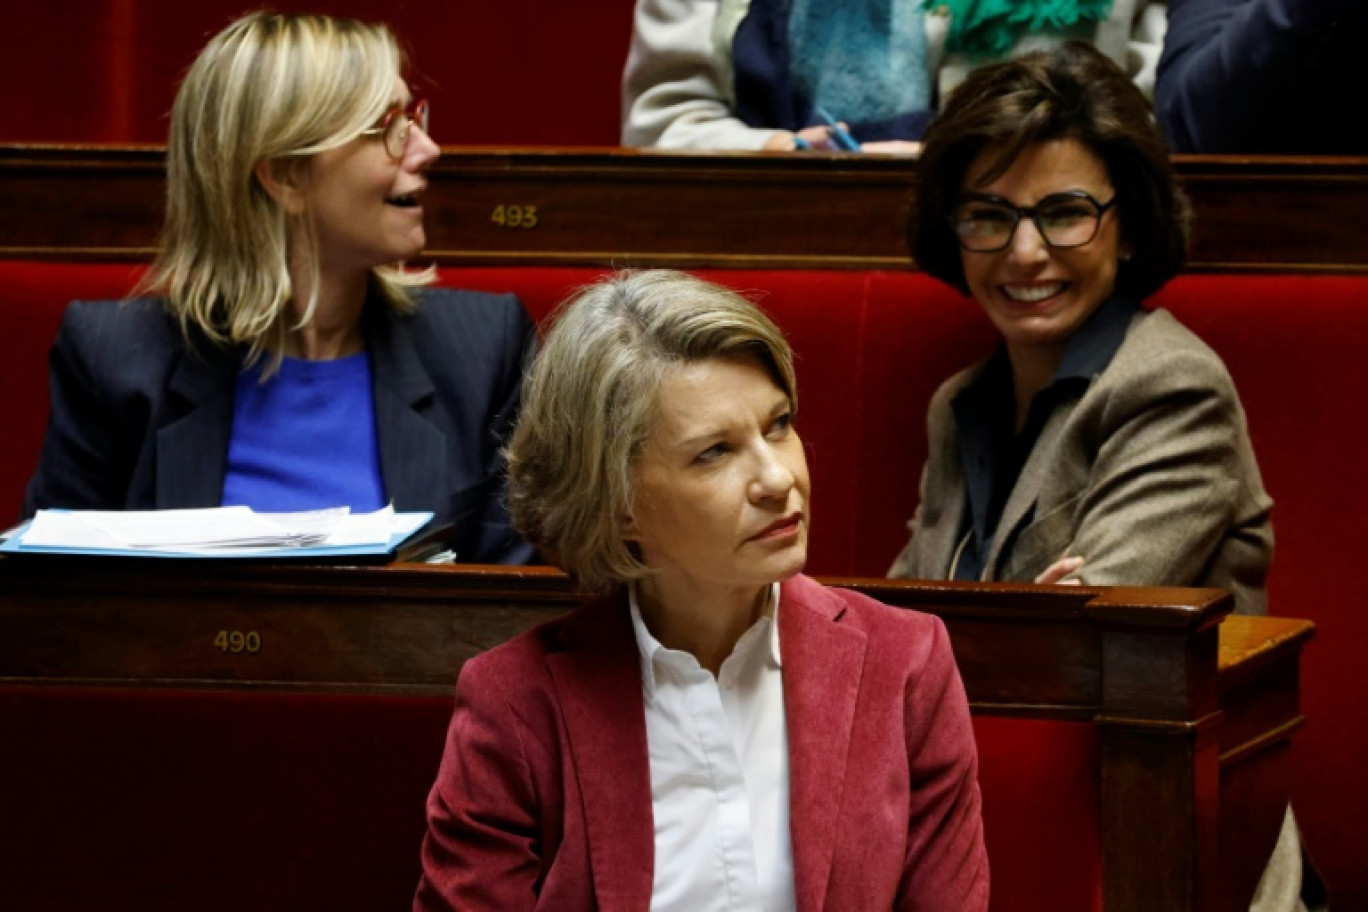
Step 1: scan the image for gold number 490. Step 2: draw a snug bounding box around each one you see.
[491,204,539,229]
[213,630,262,653]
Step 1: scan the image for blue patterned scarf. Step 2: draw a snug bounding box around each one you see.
[788,0,931,123]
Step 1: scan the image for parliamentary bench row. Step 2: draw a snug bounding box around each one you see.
[0,559,1312,911]
[0,147,1364,905]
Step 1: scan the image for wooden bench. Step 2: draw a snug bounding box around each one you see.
[0,558,1312,912]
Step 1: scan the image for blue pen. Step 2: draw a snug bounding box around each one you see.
[814,107,861,151]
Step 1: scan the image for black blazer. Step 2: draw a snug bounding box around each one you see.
[23,287,538,564]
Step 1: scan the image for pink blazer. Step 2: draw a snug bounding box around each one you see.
[415,573,988,911]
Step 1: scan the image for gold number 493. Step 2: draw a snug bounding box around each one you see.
[491,204,539,229]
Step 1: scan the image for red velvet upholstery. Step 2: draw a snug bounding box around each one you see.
[0,691,1099,911]
[973,718,1102,912]
[446,266,926,577]
[0,1,634,147]
[0,261,1362,906]
[1150,277,1368,907]
[0,261,146,524]
[0,688,454,911]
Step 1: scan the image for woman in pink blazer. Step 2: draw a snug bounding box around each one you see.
[415,270,988,911]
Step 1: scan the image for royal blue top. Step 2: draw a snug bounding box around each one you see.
[221,351,386,512]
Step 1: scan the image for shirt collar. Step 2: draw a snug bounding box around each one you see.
[628,582,783,701]
[1052,294,1137,383]
[954,294,1137,415]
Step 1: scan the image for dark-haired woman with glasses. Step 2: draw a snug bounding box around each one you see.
[24,12,536,563]
[889,41,1273,617]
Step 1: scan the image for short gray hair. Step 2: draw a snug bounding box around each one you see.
[507,270,797,594]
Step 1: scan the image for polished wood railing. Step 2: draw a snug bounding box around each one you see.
[2,145,1366,272]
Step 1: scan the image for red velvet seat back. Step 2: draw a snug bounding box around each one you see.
[0,688,1100,911]
[973,717,1102,911]
[0,688,453,911]
[0,261,147,523]
[441,266,996,578]
[1151,276,1368,904]
[0,1,634,147]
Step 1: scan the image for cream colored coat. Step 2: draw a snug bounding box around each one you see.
[621,0,1165,149]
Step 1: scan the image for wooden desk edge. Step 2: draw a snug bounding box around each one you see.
[1217,615,1316,679]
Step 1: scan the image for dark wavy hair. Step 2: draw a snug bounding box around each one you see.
[912,42,1191,301]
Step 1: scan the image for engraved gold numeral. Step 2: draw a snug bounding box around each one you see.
[491,204,539,229]
[213,630,262,654]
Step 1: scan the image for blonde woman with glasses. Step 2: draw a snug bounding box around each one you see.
[23,12,536,563]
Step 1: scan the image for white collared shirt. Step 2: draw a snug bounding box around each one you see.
[629,582,796,912]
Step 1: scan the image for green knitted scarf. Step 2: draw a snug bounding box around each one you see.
[926,0,1115,59]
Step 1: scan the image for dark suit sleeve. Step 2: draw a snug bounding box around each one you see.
[1155,0,1365,151]
[23,302,138,515]
[467,295,539,565]
[898,618,990,911]
[415,657,543,911]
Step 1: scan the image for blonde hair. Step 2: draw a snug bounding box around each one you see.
[507,270,797,594]
[143,11,431,370]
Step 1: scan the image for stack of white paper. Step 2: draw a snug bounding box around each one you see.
[17,505,426,556]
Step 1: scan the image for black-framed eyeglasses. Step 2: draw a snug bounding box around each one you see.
[949,190,1118,252]
[360,98,429,160]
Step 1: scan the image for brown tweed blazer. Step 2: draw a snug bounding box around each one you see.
[889,307,1273,615]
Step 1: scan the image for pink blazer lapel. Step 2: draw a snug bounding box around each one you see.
[779,576,868,912]
[546,599,655,912]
